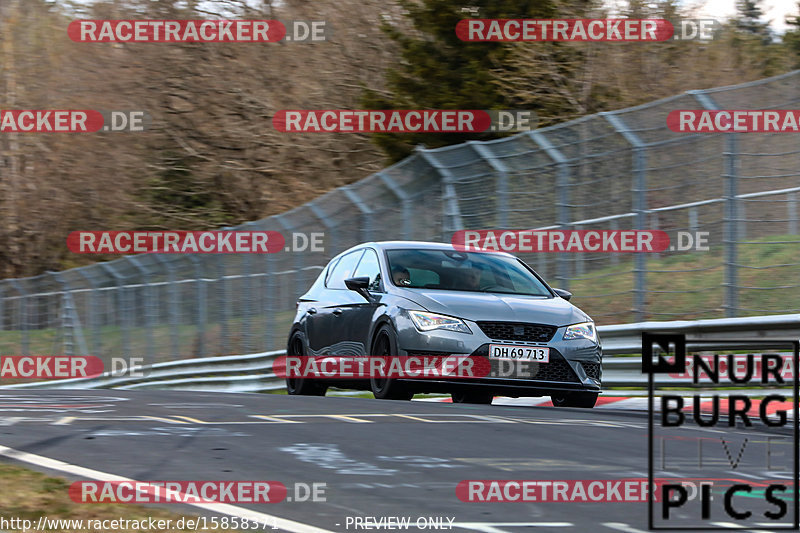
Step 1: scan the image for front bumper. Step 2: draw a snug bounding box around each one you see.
[394,314,602,395]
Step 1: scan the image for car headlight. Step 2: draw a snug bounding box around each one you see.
[408,310,472,334]
[563,322,597,342]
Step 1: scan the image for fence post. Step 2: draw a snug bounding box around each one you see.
[416,147,464,239]
[126,256,155,364]
[378,172,413,239]
[99,263,129,357]
[188,256,207,357]
[214,254,230,354]
[468,141,509,228]
[51,272,89,357]
[150,255,180,359]
[265,251,277,351]
[529,131,571,291]
[601,112,648,322]
[343,186,374,242]
[691,90,738,317]
[8,280,28,355]
[243,246,255,354]
[790,192,798,236]
[689,207,699,234]
[276,214,306,301]
[76,268,102,357]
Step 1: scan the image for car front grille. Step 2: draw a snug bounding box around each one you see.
[523,352,580,382]
[476,321,557,342]
[580,361,602,380]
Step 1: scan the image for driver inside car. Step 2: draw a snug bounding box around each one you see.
[461,267,482,290]
[392,267,411,286]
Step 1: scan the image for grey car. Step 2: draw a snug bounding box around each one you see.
[286,241,602,407]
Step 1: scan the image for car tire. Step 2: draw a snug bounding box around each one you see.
[285,332,327,396]
[370,325,413,401]
[550,391,598,408]
[451,391,493,405]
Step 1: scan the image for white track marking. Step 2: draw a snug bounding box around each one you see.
[454,522,573,532]
[603,523,649,533]
[0,444,335,533]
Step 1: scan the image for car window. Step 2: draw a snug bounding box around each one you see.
[385,248,551,296]
[353,249,382,291]
[326,250,364,289]
[324,257,340,286]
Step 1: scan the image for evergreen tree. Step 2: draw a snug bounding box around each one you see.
[784,2,800,68]
[363,0,561,161]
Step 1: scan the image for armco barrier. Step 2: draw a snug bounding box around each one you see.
[2,314,798,392]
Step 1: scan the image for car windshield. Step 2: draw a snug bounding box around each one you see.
[385,249,552,296]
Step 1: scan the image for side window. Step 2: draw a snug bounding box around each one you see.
[353,249,382,291]
[324,258,340,286]
[326,250,364,289]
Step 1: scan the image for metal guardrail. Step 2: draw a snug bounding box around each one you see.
[2,314,798,392]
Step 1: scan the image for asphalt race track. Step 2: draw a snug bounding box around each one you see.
[0,390,792,532]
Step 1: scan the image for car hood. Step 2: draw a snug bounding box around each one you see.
[399,290,590,327]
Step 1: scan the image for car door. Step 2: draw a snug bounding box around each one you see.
[335,248,385,355]
[305,249,364,355]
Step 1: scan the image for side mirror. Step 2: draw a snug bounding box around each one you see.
[345,276,372,301]
[553,288,572,301]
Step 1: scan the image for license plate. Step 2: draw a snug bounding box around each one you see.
[488,344,549,362]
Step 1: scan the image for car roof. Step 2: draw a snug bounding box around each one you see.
[334,241,516,259]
